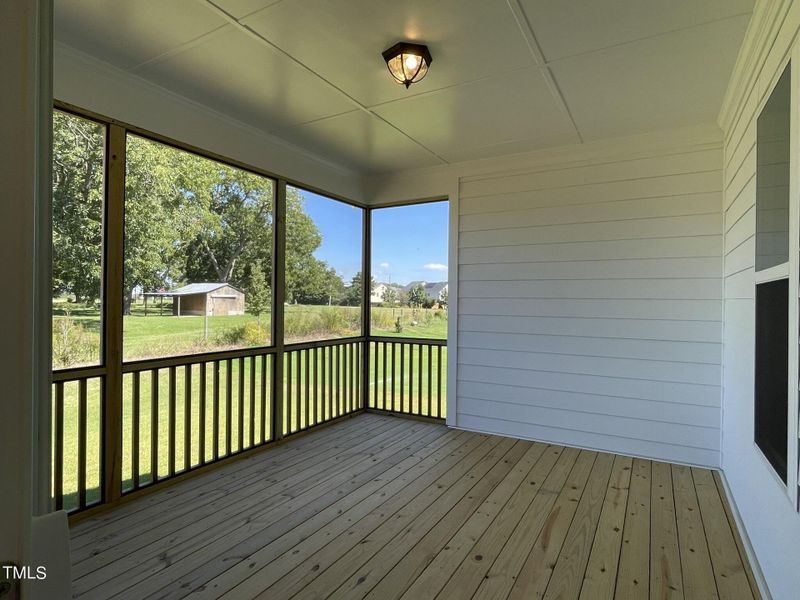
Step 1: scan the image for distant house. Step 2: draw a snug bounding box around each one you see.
[371,282,403,305]
[403,281,448,303]
[144,283,245,316]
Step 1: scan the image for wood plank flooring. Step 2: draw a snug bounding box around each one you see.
[69,413,761,599]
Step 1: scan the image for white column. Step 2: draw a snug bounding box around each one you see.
[0,0,52,589]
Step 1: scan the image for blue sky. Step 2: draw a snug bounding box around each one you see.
[300,190,448,285]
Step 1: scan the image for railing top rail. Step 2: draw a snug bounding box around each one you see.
[368,336,447,346]
[52,365,107,382]
[284,336,366,352]
[121,345,279,373]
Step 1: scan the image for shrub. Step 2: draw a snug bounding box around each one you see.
[218,322,269,346]
[52,316,99,368]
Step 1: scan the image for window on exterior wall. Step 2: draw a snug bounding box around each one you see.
[123,134,274,361]
[52,110,106,369]
[284,186,363,344]
[754,63,791,483]
[370,201,449,339]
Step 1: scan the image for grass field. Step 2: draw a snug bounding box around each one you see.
[53,301,448,511]
[53,299,447,366]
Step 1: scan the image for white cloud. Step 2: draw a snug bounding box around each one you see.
[423,262,448,271]
[379,262,390,269]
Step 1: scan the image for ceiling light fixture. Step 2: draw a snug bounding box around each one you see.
[382,42,432,88]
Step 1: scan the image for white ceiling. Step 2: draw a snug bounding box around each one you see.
[54,0,754,174]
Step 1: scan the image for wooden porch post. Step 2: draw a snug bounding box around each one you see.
[102,124,125,504]
[271,180,286,441]
[361,208,371,410]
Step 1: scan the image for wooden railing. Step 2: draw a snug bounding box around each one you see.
[283,339,363,435]
[367,337,447,420]
[51,336,443,514]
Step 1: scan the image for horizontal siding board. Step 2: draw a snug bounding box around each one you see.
[457,365,718,406]
[724,176,755,231]
[459,236,722,263]
[724,236,755,276]
[460,152,722,199]
[454,414,720,467]
[458,331,721,364]
[459,213,722,247]
[724,268,754,300]
[460,193,721,231]
[461,171,723,215]
[724,205,754,252]
[460,257,722,281]
[459,315,722,343]
[459,298,722,321]
[457,397,719,449]
[458,381,720,426]
[457,348,720,386]
[459,279,722,301]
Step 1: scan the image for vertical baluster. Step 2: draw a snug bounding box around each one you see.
[261,355,268,442]
[322,346,328,422]
[213,361,220,461]
[334,345,342,417]
[238,357,245,452]
[54,382,64,510]
[184,364,191,472]
[372,342,378,409]
[304,349,310,428]
[199,362,206,465]
[151,369,159,483]
[418,344,423,416]
[427,344,433,417]
[408,343,414,415]
[382,342,387,411]
[78,378,87,508]
[343,343,348,416]
[399,343,405,414]
[391,343,396,412]
[250,355,256,448]
[225,358,233,455]
[312,347,318,426]
[356,342,361,410]
[438,345,443,418]
[168,366,176,477]
[296,350,303,430]
[286,351,293,434]
[132,372,140,489]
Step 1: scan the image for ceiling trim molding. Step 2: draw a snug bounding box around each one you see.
[201,0,449,165]
[718,0,793,135]
[54,41,360,178]
[506,0,583,144]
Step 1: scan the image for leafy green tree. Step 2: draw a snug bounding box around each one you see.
[407,284,427,308]
[53,114,343,315]
[382,286,398,305]
[52,111,104,304]
[246,260,271,326]
[343,272,376,306]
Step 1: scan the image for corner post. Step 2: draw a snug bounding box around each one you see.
[271,179,287,440]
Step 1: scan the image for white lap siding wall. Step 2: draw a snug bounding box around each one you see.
[455,144,724,467]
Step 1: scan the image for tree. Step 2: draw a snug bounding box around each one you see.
[52,113,340,315]
[52,111,105,304]
[382,286,399,305]
[246,260,271,326]
[438,286,448,306]
[407,284,427,308]
[344,272,376,306]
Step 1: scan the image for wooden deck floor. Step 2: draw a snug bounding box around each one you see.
[69,413,761,599]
